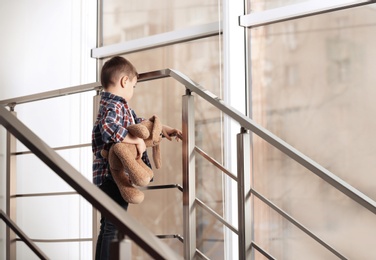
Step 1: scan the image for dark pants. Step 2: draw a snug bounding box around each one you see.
[95,175,128,260]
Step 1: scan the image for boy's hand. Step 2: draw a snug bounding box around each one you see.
[162,125,182,141]
[135,138,146,159]
[123,133,146,159]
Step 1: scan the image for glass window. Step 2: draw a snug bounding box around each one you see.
[103,0,221,44]
[118,37,225,259]
[250,5,376,259]
[102,0,224,258]
[248,0,318,12]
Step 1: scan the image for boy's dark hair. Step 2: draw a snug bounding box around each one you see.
[100,56,138,89]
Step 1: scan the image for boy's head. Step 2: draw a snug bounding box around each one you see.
[100,56,138,90]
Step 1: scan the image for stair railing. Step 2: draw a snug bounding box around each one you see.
[0,210,49,260]
[138,68,376,259]
[0,92,181,259]
[2,68,376,259]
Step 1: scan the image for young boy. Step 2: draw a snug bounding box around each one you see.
[92,56,181,260]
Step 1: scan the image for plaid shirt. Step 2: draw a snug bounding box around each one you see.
[92,92,150,186]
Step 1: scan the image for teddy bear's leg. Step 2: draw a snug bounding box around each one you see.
[135,157,154,181]
[113,143,152,187]
[108,147,145,204]
[117,175,145,204]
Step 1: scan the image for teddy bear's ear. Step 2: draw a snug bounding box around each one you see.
[150,115,162,142]
[153,145,162,169]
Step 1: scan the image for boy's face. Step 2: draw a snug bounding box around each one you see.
[121,75,137,102]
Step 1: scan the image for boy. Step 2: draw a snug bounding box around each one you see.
[92,56,182,260]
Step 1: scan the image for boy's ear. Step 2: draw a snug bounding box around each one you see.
[120,75,129,87]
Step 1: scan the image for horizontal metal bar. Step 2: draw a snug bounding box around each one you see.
[141,184,183,192]
[251,241,276,260]
[0,105,181,260]
[1,210,49,260]
[13,191,78,198]
[239,0,376,28]
[0,69,170,107]
[14,143,91,156]
[0,82,101,107]
[91,22,221,59]
[196,249,210,260]
[251,188,347,260]
[156,234,184,243]
[138,69,172,83]
[195,146,237,181]
[195,198,238,235]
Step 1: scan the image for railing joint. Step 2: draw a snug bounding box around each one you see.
[240,127,248,134]
[8,103,16,111]
[185,88,192,95]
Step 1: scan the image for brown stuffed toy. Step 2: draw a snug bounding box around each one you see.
[101,115,163,204]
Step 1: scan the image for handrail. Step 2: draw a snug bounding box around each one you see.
[0,82,101,107]
[147,69,376,216]
[0,210,49,260]
[0,105,181,260]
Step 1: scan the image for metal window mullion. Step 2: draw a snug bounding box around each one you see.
[6,108,17,260]
[92,91,101,259]
[237,128,252,260]
[182,91,196,259]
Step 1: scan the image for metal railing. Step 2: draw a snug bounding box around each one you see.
[138,69,376,259]
[0,94,181,259]
[1,69,376,259]
[0,210,49,260]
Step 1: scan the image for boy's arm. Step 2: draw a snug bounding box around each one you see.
[122,133,146,159]
[162,125,182,141]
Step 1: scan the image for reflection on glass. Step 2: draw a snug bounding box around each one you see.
[250,6,376,259]
[103,1,221,45]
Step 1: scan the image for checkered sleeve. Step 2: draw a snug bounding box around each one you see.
[100,104,128,144]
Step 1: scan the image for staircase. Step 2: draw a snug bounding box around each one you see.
[1,69,376,259]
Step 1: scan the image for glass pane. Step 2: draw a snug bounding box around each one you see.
[103,0,221,44]
[129,188,183,258]
[248,0,314,12]
[250,5,376,259]
[196,206,224,258]
[102,1,223,255]
[16,196,92,240]
[17,241,92,260]
[102,0,223,258]
[15,92,95,151]
[16,147,92,194]
[122,37,223,258]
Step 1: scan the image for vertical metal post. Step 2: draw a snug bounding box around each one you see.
[94,0,103,257]
[237,127,252,259]
[92,91,101,259]
[6,106,17,260]
[182,90,196,259]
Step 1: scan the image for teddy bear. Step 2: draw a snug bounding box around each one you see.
[101,115,163,204]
